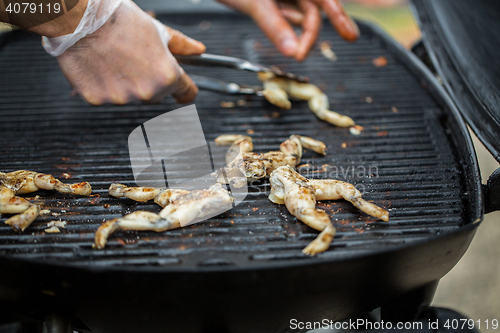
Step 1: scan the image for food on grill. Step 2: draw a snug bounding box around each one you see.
[260,77,291,110]
[47,220,67,228]
[373,56,388,67]
[0,170,92,232]
[94,183,233,249]
[219,100,250,109]
[108,183,163,202]
[44,226,61,233]
[3,204,40,233]
[269,166,389,255]
[258,73,355,127]
[308,92,355,127]
[97,135,386,253]
[215,134,254,165]
[320,41,337,61]
[349,125,364,135]
[220,101,236,108]
[213,134,326,188]
[44,220,67,233]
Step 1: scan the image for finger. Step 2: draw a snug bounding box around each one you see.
[295,0,321,61]
[166,26,206,56]
[215,0,252,14]
[279,8,304,26]
[140,72,198,105]
[141,88,168,105]
[137,77,168,105]
[311,0,359,41]
[171,71,199,104]
[76,84,107,106]
[277,3,304,26]
[142,70,198,105]
[246,0,299,57]
[80,93,104,106]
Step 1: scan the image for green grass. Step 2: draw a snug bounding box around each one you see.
[344,3,421,48]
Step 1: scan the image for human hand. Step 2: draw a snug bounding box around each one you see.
[51,0,205,105]
[217,0,358,61]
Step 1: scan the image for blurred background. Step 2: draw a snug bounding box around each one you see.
[1,0,499,328]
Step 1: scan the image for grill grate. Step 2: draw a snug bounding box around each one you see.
[0,14,466,269]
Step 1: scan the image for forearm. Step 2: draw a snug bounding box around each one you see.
[0,0,88,37]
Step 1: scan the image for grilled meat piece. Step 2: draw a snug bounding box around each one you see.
[215,134,254,165]
[0,170,92,232]
[108,183,163,202]
[257,73,355,127]
[213,134,326,187]
[269,165,389,255]
[261,78,291,110]
[95,183,233,249]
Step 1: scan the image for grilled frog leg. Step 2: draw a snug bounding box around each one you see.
[268,165,335,255]
[269,166,388,255]
[308,93,355,128]
[5,205,41,232]
[213,134,326,187]
[108,183,190,206]
[309,179,389,222]
[262,78,291,110]
[0,171,91,196]
[109,183,163,202]
[215,134,254,164]
[257,74,355,127]
[0,170,92,232]
[95,183,233,249]
[0,187,31,214]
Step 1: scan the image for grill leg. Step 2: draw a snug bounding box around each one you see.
[381,280,439,322]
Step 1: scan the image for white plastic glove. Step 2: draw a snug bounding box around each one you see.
[43,0,205,105]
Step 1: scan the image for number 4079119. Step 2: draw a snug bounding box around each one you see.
[5,2,61,14]
[444,319,499,330]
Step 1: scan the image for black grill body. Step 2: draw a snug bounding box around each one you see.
[0,15,482,333]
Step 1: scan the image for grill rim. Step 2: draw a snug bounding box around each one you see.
[0,222,481,274]
[0,19,483,274]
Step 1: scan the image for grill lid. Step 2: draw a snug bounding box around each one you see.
[411,0,500,162]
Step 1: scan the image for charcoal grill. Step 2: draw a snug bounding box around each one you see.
[0,1,499,332]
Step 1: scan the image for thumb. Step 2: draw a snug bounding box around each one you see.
[166,27,206,55]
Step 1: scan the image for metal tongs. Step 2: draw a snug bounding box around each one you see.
[175,53,309,96]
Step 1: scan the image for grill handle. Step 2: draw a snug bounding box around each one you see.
[484,167,500,213]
